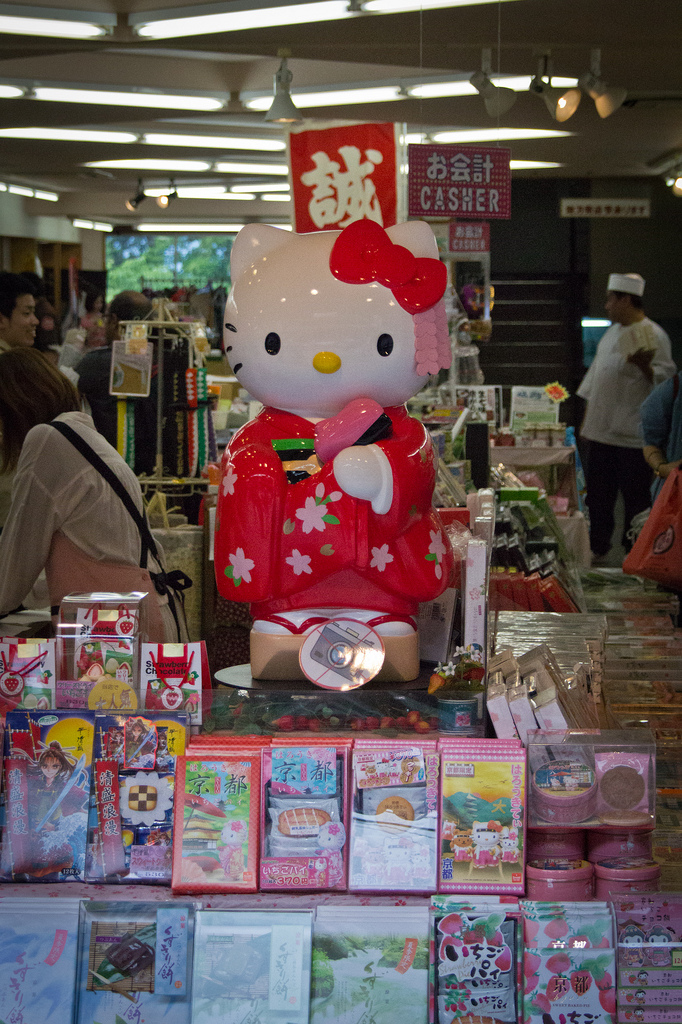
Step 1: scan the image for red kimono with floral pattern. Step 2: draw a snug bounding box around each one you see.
[214,405,454,619]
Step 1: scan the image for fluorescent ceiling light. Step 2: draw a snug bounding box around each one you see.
[34,190,59,201]
[133,0,522,38]
[215,161,288,175]
[510,160,563,169]
[33,87,223,111]
[9,184,33,197]
[135,1,351,39]
[137,223,246,232]
[143,133,285,151]
[0,183,6,191]
[231,182,290,192]
[73,219,113,231]
[247,85,401,110]
[86,159,212,171]
[582,318,610,327]
[0,11,109,38]
[432,127,572,142]
[0,127,137,144]
[410,75,577,100]
[0,85,24,98]
[144,186,255,200]
[261,194,291,201]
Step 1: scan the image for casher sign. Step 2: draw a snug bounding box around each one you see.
[408,144,511,219]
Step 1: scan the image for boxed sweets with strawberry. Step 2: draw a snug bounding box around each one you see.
[56,592,144,711]
[261,742,350,890]
[429,901,519,1024]
[172,748,260,893]
[85,711,188,883]
[348,740,439,892]
[0,638,56,714]
[613,895,682,1023]
[522,902,617,1024]
[141,641,211,726]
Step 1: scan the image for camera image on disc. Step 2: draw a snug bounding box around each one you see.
[299,618,385,690]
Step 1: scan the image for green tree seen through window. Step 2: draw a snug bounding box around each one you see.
[105,234,235,298]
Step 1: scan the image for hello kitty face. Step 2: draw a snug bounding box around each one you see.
[500,833,518,853]
[471,820,502,852]
[221,820,248,845]
[316,821,346,852]
[224,222,449,419]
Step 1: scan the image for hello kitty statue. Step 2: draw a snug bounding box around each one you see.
[215,218,454,681]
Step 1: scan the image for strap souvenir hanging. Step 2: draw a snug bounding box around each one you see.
[116,399,136,469]
[196,366,210,475]
[185,367,199,479]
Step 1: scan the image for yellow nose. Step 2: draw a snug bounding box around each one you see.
[313,351,342,374]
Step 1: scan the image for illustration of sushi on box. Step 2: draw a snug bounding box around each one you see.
[439,742,526,894]
[172,752,260,893]
[86,712,188,883]
[3,709,95,881]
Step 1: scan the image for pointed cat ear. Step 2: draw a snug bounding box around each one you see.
[230,224,292,279]
[386,220,439,259]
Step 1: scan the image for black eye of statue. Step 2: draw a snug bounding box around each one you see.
[265,332,281,355]
[377,333,394,356]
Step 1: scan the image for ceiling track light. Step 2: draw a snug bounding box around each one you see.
[125,178,146,212]
[578,48,627,118]
[529,54,579,122]
[156,181,179,208]
[265,53,303,124]
[470,49,517,118]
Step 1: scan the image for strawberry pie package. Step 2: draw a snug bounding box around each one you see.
[260,741,350,890]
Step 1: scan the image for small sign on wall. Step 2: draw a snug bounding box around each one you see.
[408,144,511,219]
[560,198,650,218]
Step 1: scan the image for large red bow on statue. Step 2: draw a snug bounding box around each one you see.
[329,218,447,315]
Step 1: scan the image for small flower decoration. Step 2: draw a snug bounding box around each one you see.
[426,529,447,579]
[225,547,254,587]
[370,543,394,572]
[286,549,312,576]
[545,381,569,403]
[295,483,341,534]
[221,465,238,496]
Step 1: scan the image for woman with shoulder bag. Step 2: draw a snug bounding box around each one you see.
[641,370,682,502]
[0,348,190,639]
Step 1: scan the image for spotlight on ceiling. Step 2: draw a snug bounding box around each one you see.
[156,182,178,208]
[125,178,146,211]
[265,54,302,124]
[670,174,682,198]
[578,48,627,118]
[469,49,517,118]
[529,55,577,121]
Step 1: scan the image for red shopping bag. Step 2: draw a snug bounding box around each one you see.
[623,468,682,588]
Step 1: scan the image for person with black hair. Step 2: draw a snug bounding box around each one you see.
[80,289,106,348]
[0,271,38,352]
[20,270,60,354]
[578,272,677,561]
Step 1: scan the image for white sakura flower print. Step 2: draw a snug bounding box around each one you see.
[225,547,254,587]
[221,465,238,496]
[370,544,394,572]
[428,530,447,561]
[296,496,329,534]
[286,549,312,576]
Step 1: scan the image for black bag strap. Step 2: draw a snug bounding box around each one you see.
[50,420,157,570]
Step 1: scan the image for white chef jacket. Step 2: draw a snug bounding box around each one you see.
[578,318,676,448]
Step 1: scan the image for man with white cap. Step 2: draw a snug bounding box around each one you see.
[578,272,676,562]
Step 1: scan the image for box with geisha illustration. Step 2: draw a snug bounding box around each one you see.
[85,711,188,883]
[2,709,95,881]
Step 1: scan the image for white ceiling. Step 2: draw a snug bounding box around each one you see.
[2,0,682,227]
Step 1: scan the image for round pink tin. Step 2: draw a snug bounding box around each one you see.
[528,828,586,861]
[594,857,661,899]
[587,826,654,863]
[526,858,594,900]
[531,759,597,824]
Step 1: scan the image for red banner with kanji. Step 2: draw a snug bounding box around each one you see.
[288,122,398,233]
[94,758,126,877]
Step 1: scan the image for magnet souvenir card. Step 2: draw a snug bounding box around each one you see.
[172,751,260,894]
[141,641,209,725]
[0,638,56,714]
[75,899,197,1024]
[4,709,95,882]
[86,712,187,883]
[311,905,430,1024]
[260,744,349,891]
[438,738,526,895]
[214,220,454,683]
[0,896,81,1024]
[349,740,440,892]
[191,909,312,1024]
